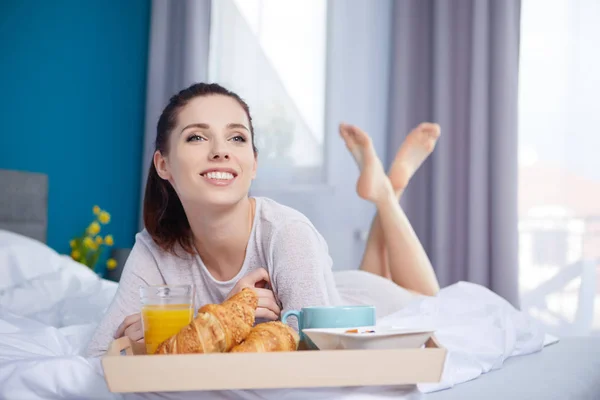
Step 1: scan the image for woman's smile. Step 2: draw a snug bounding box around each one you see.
[199,167,238,187]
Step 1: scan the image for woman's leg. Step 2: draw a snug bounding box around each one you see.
[355,123,441,281]
[339,123,440,296]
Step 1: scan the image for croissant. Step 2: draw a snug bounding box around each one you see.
[229,321,300,353]
[154,288,258,354]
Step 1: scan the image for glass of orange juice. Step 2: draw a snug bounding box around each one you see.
[140,284,195,355]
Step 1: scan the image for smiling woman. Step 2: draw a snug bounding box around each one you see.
[144,84,258,254]
[86,82,439,358]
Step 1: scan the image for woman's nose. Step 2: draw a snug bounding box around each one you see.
[209,145,230,160]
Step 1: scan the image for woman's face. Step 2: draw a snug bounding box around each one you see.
[154,94,257,208]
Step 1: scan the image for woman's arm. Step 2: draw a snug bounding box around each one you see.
[269,220,342,324]
[85,239,162,357]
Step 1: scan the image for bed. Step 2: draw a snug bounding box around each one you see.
[425,337,600,400]
[1,168,600,400]
[0,169,48,243]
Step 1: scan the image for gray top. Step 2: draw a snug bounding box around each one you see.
[86,196,415,357]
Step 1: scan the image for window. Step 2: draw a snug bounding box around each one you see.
[518,0,600,335]
[208,0,328,187]
[532,230,569,266]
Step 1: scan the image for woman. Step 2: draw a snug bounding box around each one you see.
[86,83,440,357]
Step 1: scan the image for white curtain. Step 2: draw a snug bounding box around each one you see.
[518,0,600,336]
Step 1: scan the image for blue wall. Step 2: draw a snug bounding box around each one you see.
[0,0,150,252]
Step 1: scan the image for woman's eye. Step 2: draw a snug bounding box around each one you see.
[231,135,247,143]
[187,134,205,142]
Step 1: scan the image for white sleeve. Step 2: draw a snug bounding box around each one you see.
[85,240,163,357]
[269,220,341,323]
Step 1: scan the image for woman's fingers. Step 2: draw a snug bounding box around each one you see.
[240,268,271,288]
[253,288,281,316]
[227,268,272,300]
[257,297,281,317]
[124,324,144,342]
[255,307,280,321]
[253,287,281,321]
[115,313,141,339]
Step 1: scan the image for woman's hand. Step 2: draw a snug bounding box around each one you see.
[228,268,281,321]
[114,313,144,342]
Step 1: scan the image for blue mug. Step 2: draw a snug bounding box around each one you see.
[281,305,376,349]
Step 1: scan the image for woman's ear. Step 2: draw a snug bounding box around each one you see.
[154,150,171,180]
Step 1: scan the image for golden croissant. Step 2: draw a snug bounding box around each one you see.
[230,321,300,353]
[154,288,258,354]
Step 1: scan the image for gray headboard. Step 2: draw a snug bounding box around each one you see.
[0,169,48,243]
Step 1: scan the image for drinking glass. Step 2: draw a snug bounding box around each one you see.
[140,284,194,354]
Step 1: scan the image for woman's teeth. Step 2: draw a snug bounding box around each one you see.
[204,171,234,180]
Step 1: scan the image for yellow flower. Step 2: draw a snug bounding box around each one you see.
[98,211,111,224]
[69,239,75,248]
[87,221,101,236]
[71,250,80,260]
[95,236,103,245]
[83,236,94,248]
[93,205,101,215]
[104,234,114,246]
[107,258,117,270]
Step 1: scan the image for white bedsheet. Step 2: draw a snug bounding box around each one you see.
[0,231,556,400]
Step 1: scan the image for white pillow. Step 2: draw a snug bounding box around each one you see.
[0,230,64,292]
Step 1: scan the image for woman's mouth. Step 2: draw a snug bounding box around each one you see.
[200,171,237,186]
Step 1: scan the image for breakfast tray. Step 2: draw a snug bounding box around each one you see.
[101,336,447,393]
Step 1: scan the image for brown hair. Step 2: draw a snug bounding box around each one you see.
[143,83,257,255]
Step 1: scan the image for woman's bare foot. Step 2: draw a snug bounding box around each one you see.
[339,123,393,204]
[388,122,441,193]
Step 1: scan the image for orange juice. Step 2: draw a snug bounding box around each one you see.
[141,304,193,354]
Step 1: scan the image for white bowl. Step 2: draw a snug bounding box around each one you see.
[302,325,435,350]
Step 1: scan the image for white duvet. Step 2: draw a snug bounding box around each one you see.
[0,231,556,400]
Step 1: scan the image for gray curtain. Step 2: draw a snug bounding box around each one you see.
[388,0,522,307]
[138,0,212,229]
